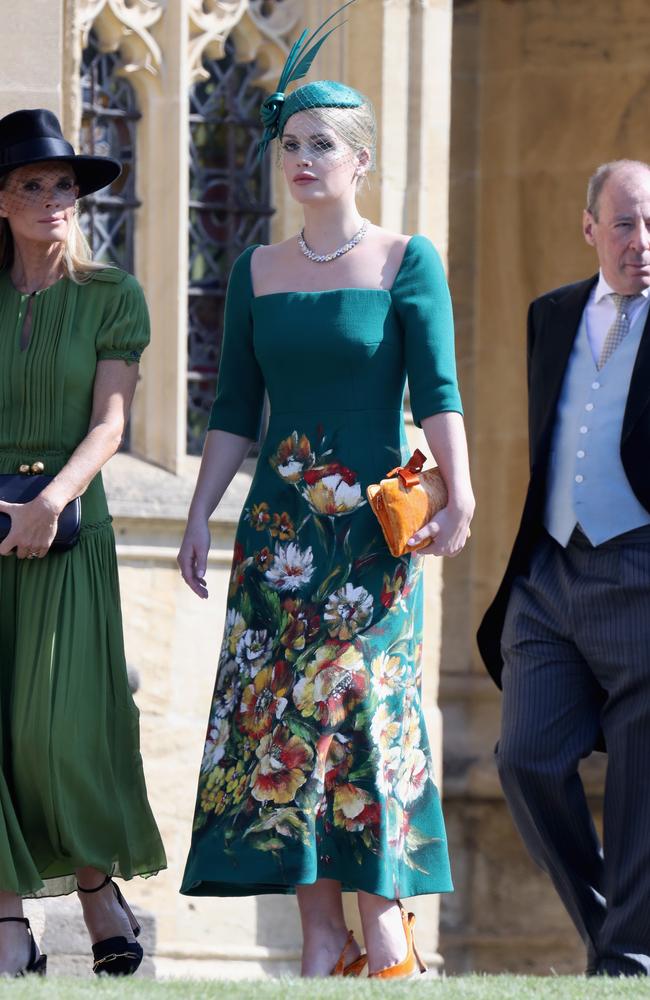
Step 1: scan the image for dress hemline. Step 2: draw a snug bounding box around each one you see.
[22,865,165,901]
[180,869,454,900]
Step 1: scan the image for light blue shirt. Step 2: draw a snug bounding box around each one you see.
[544,280,650,546]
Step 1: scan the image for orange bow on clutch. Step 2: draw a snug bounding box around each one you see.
[366,449,448,557]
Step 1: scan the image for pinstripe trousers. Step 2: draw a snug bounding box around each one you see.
[498,525,650,976]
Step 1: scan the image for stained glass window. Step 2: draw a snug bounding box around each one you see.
[187,39,273,455]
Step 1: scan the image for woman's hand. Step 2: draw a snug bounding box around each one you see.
[177,517,211,598]
[416,412,475,558]
[0,495,60,559]
[407,501,473,558]
[0,360,140,563]
[176,429,254,599]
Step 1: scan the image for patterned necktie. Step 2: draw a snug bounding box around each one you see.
[597,293,638,369]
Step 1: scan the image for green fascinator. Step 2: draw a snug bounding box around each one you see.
[258,0,359,160]
[277,80,365,135]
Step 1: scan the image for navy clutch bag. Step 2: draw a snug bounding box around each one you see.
[0,472,81,551]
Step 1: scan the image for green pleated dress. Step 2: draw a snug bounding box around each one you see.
[181,236,460,900]
[0,267,166,897]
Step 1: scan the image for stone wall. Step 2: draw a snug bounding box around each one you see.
[440,0,650,974]
[0,3,62,116]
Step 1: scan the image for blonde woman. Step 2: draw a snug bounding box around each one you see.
[0,109,165,977]
[178,5,473,980]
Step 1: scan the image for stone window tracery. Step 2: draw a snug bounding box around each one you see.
[78,30,142,273]
[187,37,273,455]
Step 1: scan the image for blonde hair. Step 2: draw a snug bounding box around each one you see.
[309,103,376,172]
[0,171,108,283]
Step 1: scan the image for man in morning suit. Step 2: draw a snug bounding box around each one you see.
[477,160,650,976]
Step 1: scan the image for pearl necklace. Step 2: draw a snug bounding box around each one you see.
[298,219,369,263]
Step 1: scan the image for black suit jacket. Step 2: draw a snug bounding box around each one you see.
[477,275,650,687]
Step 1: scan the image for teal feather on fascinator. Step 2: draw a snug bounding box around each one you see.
[258,0,359,160]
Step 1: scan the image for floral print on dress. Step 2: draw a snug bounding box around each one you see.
[191,428,441,886]
[301,464,365,516]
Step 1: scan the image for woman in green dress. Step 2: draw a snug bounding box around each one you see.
[178,22,474,978]
[0,109,165,976]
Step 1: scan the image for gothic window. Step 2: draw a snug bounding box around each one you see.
[79,31,141,272]
[187,39,273,455]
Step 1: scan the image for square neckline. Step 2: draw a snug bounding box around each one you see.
[250,234,418,301]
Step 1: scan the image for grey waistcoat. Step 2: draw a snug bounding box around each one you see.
[544,309,650,546]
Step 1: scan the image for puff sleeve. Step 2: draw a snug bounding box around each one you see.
[392,234,463,425]
[94,270,151,365]
[207,246,265,440]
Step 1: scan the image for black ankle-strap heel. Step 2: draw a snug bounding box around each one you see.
[0,917,47,977]
[77,875,143,976]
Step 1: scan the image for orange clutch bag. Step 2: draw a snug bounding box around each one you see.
[366,449,448,557]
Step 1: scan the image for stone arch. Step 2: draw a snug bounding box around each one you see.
[63,0,165,140]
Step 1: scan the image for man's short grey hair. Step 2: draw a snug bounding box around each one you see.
[586,159,650,220]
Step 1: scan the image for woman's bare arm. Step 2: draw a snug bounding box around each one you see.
[0,359,139,560]
[177,429,254,598]
[407,411,474,557]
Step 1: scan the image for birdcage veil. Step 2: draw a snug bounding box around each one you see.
[275,82,376,183]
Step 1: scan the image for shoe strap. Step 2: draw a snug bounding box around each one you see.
[368,905,423,979]
[78,877,141,938]
[0,916,38,969]
[77,874,112,894]
[343,953,368,976]
[331,930,355,976]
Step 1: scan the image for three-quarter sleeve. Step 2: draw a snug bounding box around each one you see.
[94,270,150,365]
[208,246,265,440]
[392,234,463,426]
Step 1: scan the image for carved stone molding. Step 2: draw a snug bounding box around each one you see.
[63,0,165,141]
[235,0,303,90]
[188,0,248,82]
[188,0,302,89]
[247,0,302,42]
[75,0,165,79]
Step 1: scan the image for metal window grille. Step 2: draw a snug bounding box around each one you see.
[78,31,141,272]
[78,31,141,452]
[187,39,273,455]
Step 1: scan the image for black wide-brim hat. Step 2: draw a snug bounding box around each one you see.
[0,108,121,197]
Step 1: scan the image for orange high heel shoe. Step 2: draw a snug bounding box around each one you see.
[368,904,427,980]
[330,929,368,977]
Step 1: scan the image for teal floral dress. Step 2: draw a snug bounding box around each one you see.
[181,236,461,899]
